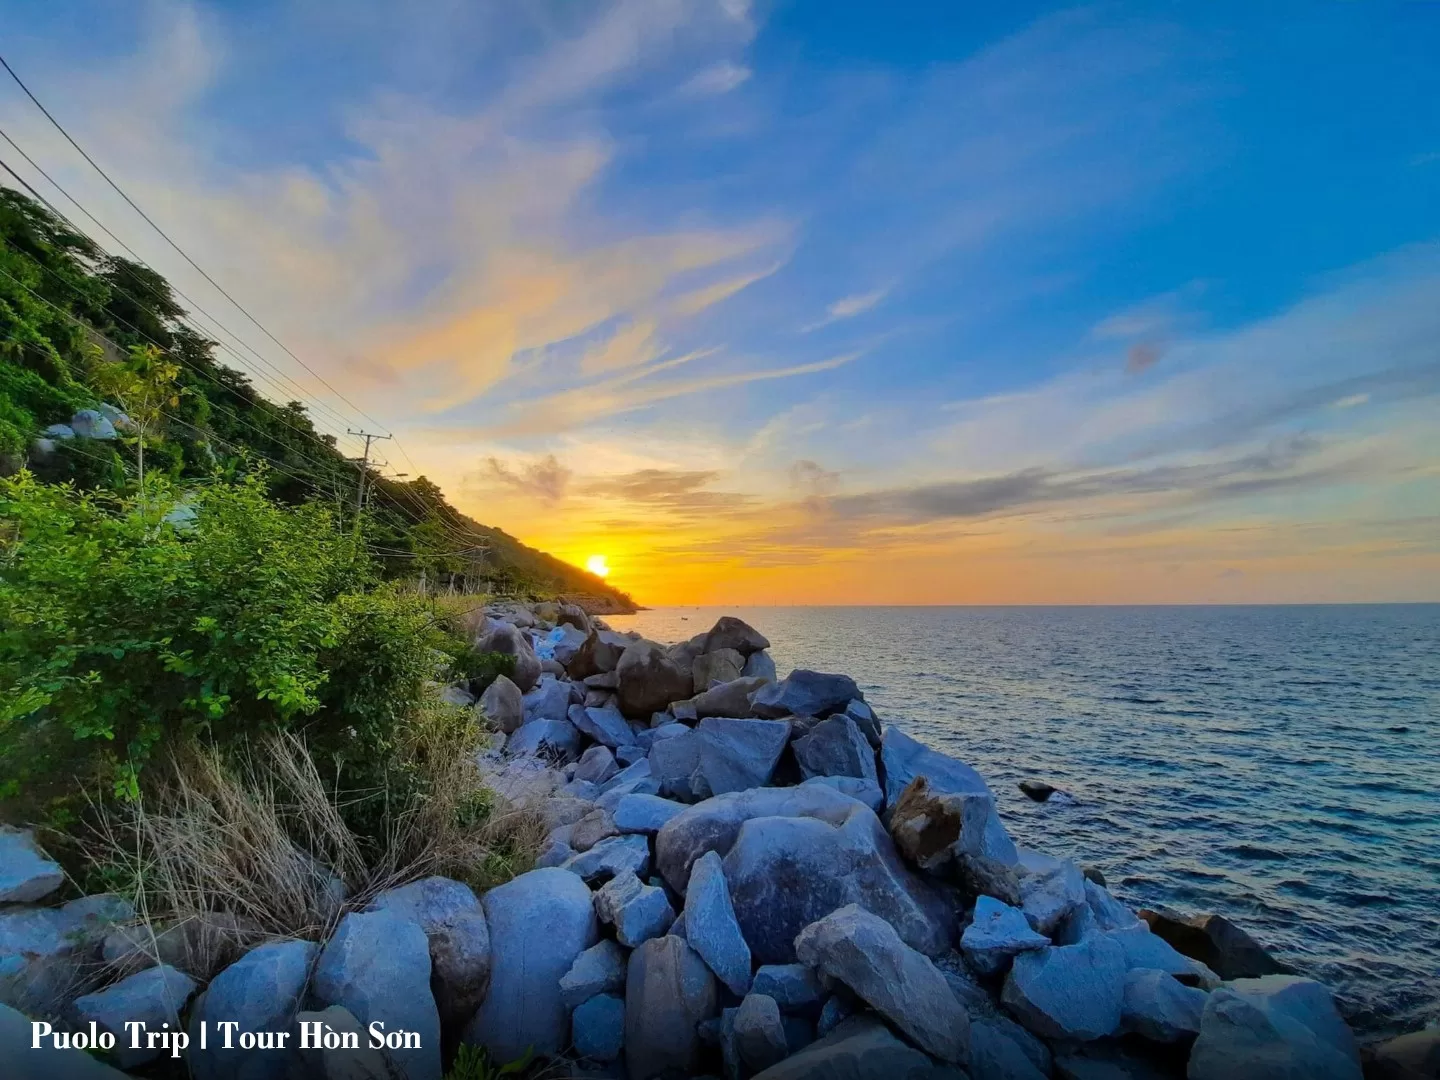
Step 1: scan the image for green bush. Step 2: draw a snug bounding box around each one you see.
[0,470,448,823]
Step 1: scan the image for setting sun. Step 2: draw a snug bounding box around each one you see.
[585,555,611,578]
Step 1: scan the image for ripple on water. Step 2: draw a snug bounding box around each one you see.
[609,604,1440,1037]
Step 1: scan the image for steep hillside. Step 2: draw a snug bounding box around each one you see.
[0,185,635,611]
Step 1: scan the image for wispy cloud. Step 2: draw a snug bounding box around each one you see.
[681,62,752,96]
[802,288,888,331]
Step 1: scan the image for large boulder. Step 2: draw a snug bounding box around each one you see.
[742,650,778,684]
[365,876,490,1028]
[595,871,674,948]
[616,640,693,719]
[478,674,524,733]
[568,629,635,680]
[0,827,64,903]
[751,670,860,720]
[735,992,790,1072]
[572,993,625,1063]
[655,784,869,893]
[961,895,1050,976]
[750,1015,943,1080]
[523,678,572,723]
[752,964,823,1009]
[968,1016,1051,1080]
[475,620,540,692]
[1365,1028,1440,1080]
[0,894,132,1014]
[795,905,968,1063]
[1103,924,1220,986]
[695,717,792,796]
[294,1005,404,1080]
[69,964,198,1069]
[505,718,582,761]
[880,729,1014,862]
[1188,975,1361,1080]
[792,715,878,784]
[802,775,884,812]
[1,1001,130,1080]
[693,648,745,693]
[625,935,718,1080]
[313,911,440,1080]
[575,745,620,785]
[1121,968,1205,1042]
[572,704,636,749]
[688,675,768,719]
[562,833,651,884]
[464,868,599,1061]
[1000,935,1127,1041]
[888,775,1021,904]
[559,939,628,1007]
[683,850,752,996]
[722,804,953,964]
[189,938,318,1080]
[1019,854,1087,936]
[102,911,255,977]
[1137,907,1289,980]
[613,793,687,834]
[703,617,771,655]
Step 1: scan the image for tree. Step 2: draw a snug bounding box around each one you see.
[91,344,183,490]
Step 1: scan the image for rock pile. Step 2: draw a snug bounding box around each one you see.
[1,610,1413,1080]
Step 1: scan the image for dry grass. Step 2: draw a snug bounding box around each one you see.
[86,701,546,981]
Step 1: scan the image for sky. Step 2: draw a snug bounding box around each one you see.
[2,0,1438,604]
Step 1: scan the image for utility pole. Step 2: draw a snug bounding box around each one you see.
[346,429,391,515]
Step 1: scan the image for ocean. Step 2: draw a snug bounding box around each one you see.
[606,604,1440,1037]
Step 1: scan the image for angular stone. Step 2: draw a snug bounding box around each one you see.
[1138,907,1289,980]
[888,774,1021,904]
[750,1016,936,1079]
[0,894,132,1014]
[0,827,64,903]
[70,964,197,1069]
[792,715,878,784]
[313,911,440,1080]
[735,993,789,1072]
[570,809,621,852]
[575,745,620,785]
[596,871,675,948]
[573,993,625,1062]
[794,905,968,1063]
[101,911,255,977]
[585,671,619,690]
[751,670,860,720]
[613,793,687,834]
[465,868,599,1062]
[654,783,868,893]
[294,1005,403,1080]
[1188,975,1361,1080]
[569,629,636,679]
[574,705,636,749]
[563,833,651,884]
[968,1017,1050,1080]
[1104,925,1219,986]
[742,649,777,684]
[537,840,574,868]
[1019,854,1087,936]
[1085,880,1141,931]
[1365,1028,1440,1080]
[695,717,792,795]
[1121,968,1206,1042]
[506,718,582,761]
[524,678,573,723]
[475,620,540,692]
[880,729,1013,857]
[616,640,694,719]
[1053,1043,1174,1079]
[188,938,316,1080]
[561,939,629,1008]
[1,1000,129,1079]
[694,648,745,693]
[366,876,490,1027]
[800,775,884,812]
[841,700,881,748]
[479,674,524,733]
[703,617,771,655]
[649,728,704,802]
[689,676,769,720]
[684,850,752,996]
[752,964,823,1010]
[962,895,1050,976]
[625,935,718,1080]
[1001,935,1127,1041]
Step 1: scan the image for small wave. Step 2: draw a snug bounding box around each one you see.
[1224,844,1290,861]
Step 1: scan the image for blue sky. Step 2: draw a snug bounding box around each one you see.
[3,1,1438,601]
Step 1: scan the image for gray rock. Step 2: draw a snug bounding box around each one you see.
[551,623,590,667]
[313,911,440,1080]
[750,1015,943,1080]
[689,676,770,719]
[694,648,745,693]
[476,620,541,692]
[506,718,582,761]
[1188,975,1361,1080]
[558,603,591,633]
[0,1001,129,1080]
[563,833,652,884]
[576,745,621,785]
[573,705,636,749]
[573,993,625,1062]
[101,911,255,977]
[1104,925,1219,986]
[571,809,621,852]
[0,827,64,903]
[440,684,476,708]
[703,617,771,655]
[649,728,704,801]
[1053,1043,1173,1079]
[625,935,718,1080]
[595,776,664,813]
[962,895,1051,976]
[800,775,884,812]
[751,670,860,720]
[968,1016,1051,1080]
[596,872,675,948]
[365,876,490,1027]
[465,867,599,1062]
[537,840,575,868]
[585,671,620,690]
[616,640,694,720]
[1137,906,1289,980]
[1365,1028,1440,1080]
[613,794,687,834]
[794,905,968,1063]
[814,996,854,1040]
[792,715,878,784]
[478,674,524,733]
[294,1005,404,1080]
[841,700,881,748]
[71,409,118,440]
[189,938,318,1080]
[525,678,573,723]
[1085,880,1141,930]
[616,743,647,767]
[1121,967,1205,1042]
[569,630,636,680]
[722,804,953,965]
[584,689,612,708]
[42,423,75,440]
[752,964,823,1010]
[69,963,197,1068]
[1001,934,1127,1041]
[601,757,654,794]
[881,728,1016,860]
[742,649,777,684]
[735,993,789,1072]
[1019,853,1087,936]
[654,784,869,893]
[0,894,132,1013]
[561,780,602,805]
[684,850,753,996]
[560,939,629,1007]
[696,717,792,795]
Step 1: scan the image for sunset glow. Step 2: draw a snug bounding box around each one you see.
[585,555,611,579]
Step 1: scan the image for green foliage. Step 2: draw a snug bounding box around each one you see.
[0,470,445,819]
[445,645,516,693]
[445,1045,535,1080]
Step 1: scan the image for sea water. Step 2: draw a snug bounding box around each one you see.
[608,604,1440,1036]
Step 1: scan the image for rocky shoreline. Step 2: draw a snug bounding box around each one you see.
[2,610,1435,1080]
